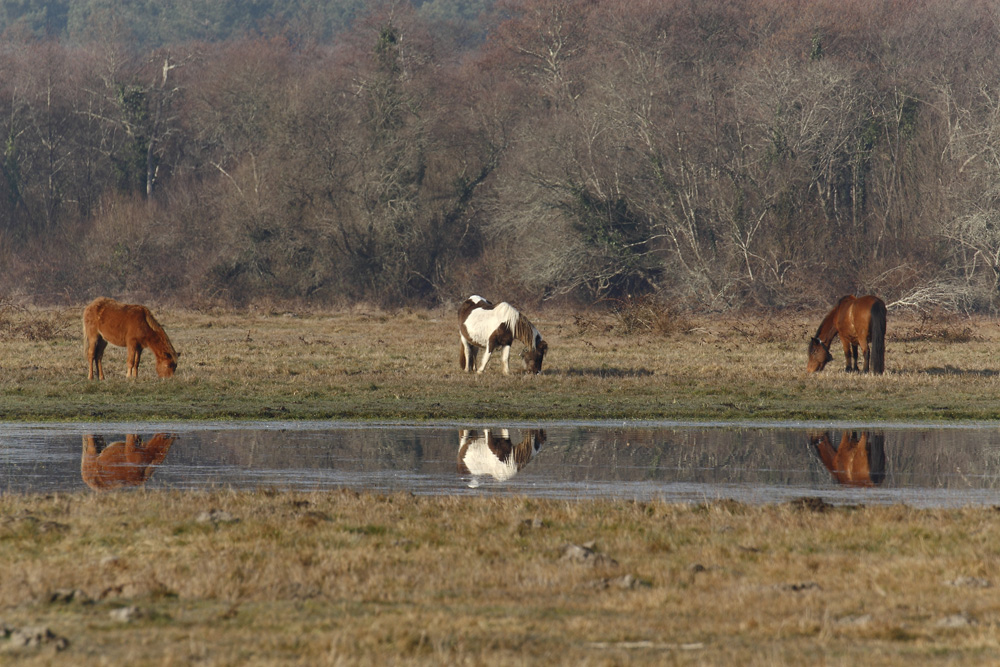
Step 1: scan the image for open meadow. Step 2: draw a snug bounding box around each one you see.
[3,302,1000,664]
[1,301,1000,422]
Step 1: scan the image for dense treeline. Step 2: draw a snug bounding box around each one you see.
[0,0,493,47]
[3,0,1000,312]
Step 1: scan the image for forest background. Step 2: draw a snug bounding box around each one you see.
[2,0,1000,314]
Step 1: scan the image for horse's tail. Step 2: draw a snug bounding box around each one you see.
[82,299,100,342]
[869,299,887,374]
[867,433,886,485]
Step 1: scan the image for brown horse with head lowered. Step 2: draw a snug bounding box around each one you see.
[807,295,886,374]
[83,297,180,379]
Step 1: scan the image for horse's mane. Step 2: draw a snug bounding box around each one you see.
[144,310,177,357]
[814,296,853,343]
[485,301,538,349]
[512,310,540,350]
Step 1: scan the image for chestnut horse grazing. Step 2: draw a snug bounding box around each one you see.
[809,431,886,487]
[83,297,180,379]
[807,295,886,374]
[81,434,176,491]
[459,295,548,375]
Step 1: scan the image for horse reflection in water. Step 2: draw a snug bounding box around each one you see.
[81,434,176,491]
[809,431,886,487]
[458,429,546,486]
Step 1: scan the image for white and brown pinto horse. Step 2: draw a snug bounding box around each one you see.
[459,295,548,375]
[457,428,547,485]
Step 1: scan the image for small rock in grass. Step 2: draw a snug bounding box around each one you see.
[936,613,977,628]
[944,576,991,588]
[109,606,145,623]
[196,509,239,525]
[560,543,618,567]
[2,626,70,652]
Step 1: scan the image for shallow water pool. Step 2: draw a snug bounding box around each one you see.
[2,421,999,507]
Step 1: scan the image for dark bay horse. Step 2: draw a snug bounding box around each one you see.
[83,297,180,379]
[809,431,886,487]
[807,295,886,374]
[459,295,548,375]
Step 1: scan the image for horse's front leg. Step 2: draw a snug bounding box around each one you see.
[476,346,492,373]
[127,345,142,378]
[501,345,511,375]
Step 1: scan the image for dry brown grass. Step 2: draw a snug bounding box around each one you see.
[0,302,999,421]
[2,304,999,663]
[2,491,999,664]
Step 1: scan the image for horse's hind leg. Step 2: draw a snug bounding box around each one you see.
[89,337,108,380]
[861,340,871,373]
[460,336,475,372]
[841,339,855,372]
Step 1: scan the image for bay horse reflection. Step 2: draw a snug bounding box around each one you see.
[81,434,176,491]
[458,428,546,485]
[459,295,548,375]
[807,295,886,374]
[809,431,886,487]
[84,297,180,379]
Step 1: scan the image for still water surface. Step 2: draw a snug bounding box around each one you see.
[2,421,1000,507]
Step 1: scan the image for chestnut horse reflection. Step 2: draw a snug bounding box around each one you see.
[81,434,175,491]
[458,428,546,484]
[807,295,886,374]
[809,431,886,487]
[84,297,180,379]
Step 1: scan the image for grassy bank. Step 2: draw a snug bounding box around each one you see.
[2,491,998,664]
[1,303,1000,422]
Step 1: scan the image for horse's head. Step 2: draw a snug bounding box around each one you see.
[806,337,833,373]
[521,339,548,374]
[156,351,180,378]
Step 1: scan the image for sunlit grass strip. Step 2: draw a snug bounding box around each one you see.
[1,304,1000,422]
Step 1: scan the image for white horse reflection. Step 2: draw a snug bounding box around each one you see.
[458,428,546,486]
